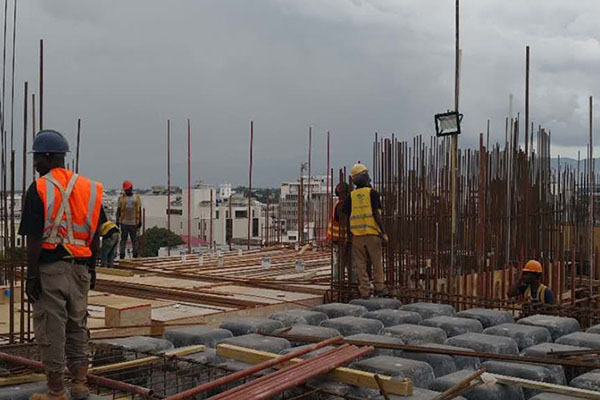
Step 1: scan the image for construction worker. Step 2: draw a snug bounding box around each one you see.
[327,182,355,282]
[99,221,120,268]
[116,180,141,258]
[343,163,388,299]
[19,129,105,400]
[507,259,555,305]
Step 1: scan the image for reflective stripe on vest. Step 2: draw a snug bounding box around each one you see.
[326,200,346,240]
[523,283,548,304]
[36,168,103,258]
[349,187,380,236]
[118,194,141,224]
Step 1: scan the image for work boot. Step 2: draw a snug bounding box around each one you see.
[70,364,90,400]
[30,372,67,400]
[374,287,389,298]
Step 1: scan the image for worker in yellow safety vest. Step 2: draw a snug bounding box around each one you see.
[507,259,555,305]
[342,163,388,299]
[99,221,120,268]
[116,180,142,258]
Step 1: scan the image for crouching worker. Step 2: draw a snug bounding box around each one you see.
[100,221,120,268]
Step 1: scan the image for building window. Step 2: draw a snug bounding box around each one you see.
[252,218,259,237]
[166,209,183,215]
[216,210,220,219]
[235,210,247,218]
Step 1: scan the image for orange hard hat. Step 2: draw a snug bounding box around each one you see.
[122,180,133,190]
[523,259,542,274]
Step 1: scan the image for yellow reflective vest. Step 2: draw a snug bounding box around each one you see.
[118,194,141,225]
[523,283,548,304]
[100,221,119,236]
[349,187,381,236]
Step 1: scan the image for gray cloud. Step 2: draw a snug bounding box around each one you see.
[5,0,600,189]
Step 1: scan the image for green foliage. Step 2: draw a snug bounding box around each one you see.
[139,227,183,257]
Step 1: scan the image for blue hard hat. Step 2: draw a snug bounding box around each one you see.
[30,130,70,154]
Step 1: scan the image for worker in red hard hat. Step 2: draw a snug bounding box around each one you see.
[116,180,142,258]
[507,259,555,305]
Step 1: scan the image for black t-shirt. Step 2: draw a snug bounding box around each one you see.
[19,180,106,263]
[342,186,382,216]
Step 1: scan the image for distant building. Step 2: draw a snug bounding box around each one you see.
[218,183,233,200]
[280,175,330,243]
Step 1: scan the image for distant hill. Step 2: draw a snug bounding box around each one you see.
[551,157,599,170]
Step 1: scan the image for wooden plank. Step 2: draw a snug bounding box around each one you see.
[297,244,311,256]
[216,344,412,396]
[105,303,151,328]
[0,373,45,387]
[96,267,135,277]
[486,373,600,399]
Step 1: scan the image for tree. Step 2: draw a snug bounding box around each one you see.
[139,227,183,257]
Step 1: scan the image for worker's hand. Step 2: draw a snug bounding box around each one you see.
[137,222,142,230]
[381,233,389,244]
[26,276,41,304]
[89,268,96,290]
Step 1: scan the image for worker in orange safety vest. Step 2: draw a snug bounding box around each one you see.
[19,129,106,400]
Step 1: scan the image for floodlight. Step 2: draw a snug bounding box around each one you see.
[435,111,463,137]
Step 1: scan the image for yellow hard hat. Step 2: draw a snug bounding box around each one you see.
[350,163,368,178]
[523,259,542,274]
[100,221,119,236]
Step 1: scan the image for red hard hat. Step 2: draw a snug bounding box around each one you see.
[122,180,133,190]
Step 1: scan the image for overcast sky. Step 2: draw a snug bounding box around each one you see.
[6,0,600,188]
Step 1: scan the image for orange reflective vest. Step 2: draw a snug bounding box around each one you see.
[36,168,103,258]
[326,200,346,241]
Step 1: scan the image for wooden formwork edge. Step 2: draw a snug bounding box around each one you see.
[216,343,413,396]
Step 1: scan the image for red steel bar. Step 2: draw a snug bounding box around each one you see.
[248,120,253,250]
[216,344,352,399]
[266,332,600,369]
[39,39,43,130]
[213,344,373,400]
[167,119,171,256]
[20,80,27,343]
[164,336,343,400]
[75,118,81,173]
[187,118,191,254]
[0,352,155,398]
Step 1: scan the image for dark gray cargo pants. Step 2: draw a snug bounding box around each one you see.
[33,260,90,374]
